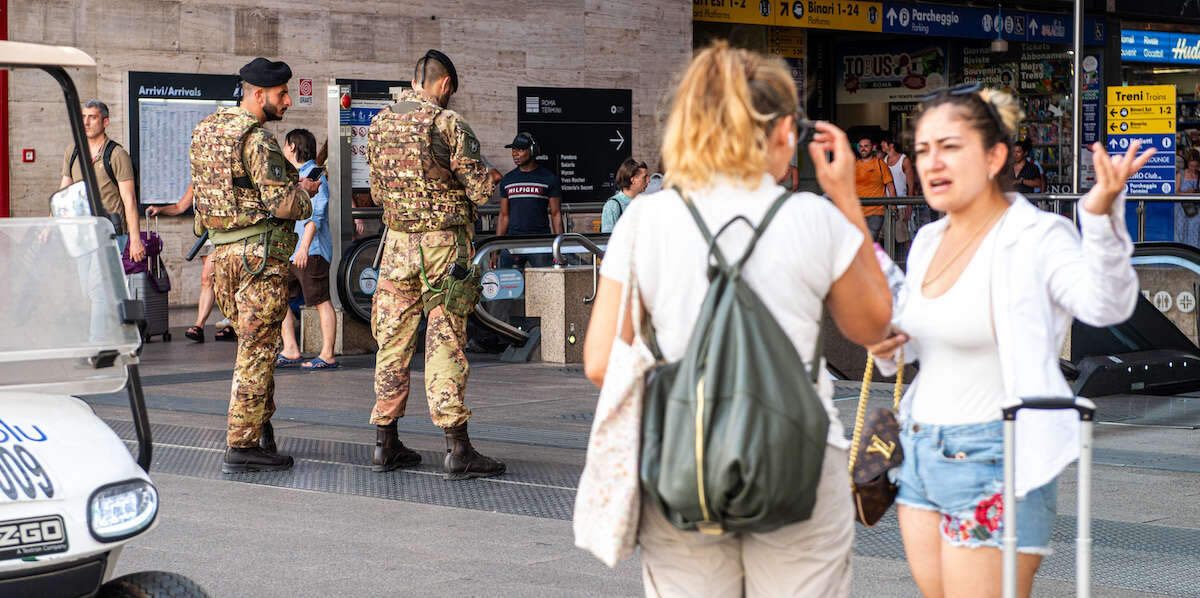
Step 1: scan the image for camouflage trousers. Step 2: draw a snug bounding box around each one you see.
[370,228,472,429]
[211,240,288,447]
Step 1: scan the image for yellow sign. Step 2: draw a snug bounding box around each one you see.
[693,0,773,26]
[1107,85,1175,107]
[1107,85,1176,135]
[1107,118,1174,135]
[695,0,882,32]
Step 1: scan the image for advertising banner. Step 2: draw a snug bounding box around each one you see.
[837,41,947,104]
[1121,30,1200,65]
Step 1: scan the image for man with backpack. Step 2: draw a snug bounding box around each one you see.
[59,100,144,263]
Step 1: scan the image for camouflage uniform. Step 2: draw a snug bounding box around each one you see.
[191,106,312,448]
[367,87,495,429]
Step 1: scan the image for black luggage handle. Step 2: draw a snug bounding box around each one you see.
[1002,397,1096,421]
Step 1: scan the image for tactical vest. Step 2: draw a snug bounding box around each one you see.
[190,107,269,233]
[368,95,475,233]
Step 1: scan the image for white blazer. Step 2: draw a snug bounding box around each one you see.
[879,192,1138,497]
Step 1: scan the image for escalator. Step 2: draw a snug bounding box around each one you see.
[335,232,609,355]
[1068,242,1200,396]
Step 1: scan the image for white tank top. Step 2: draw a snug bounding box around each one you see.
[888,154,908,196]
[901,224,1008,425]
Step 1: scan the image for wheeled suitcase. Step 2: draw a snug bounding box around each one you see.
[125,218,171,342]
[1002,397,1096,598]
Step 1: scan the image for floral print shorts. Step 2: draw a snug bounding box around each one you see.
[895,420,1058,555]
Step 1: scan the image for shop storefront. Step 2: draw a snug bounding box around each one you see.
[693,1,1106,193]
[1119,28,1200,242]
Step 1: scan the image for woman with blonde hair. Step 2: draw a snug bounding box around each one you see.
[868,84,1153,597]
[582,41,893,596]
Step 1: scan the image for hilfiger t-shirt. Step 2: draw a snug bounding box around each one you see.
[500,166,561,235]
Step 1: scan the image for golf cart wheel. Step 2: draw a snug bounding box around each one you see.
[98,571,210,598]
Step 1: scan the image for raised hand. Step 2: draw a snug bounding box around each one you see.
[1084,140,1157,216]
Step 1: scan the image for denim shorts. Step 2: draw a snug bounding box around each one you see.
[895,420,1058,555]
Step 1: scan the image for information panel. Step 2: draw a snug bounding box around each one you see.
[127,72,241,205]
[516,87,632,203]
[1106,85,1176,195]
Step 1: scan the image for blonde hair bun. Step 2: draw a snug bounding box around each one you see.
[978,87,1024,140]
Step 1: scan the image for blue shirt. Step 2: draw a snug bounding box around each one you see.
[601,191,632,233]
[294,160,332,263]
[500,166,561,236]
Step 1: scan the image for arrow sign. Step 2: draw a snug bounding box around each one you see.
[1029,18,1038,33]
[610,129,625,151]
[886,7,897,26]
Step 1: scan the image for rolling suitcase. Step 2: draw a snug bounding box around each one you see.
[125,217,171,342]
[1002,397,1096,598]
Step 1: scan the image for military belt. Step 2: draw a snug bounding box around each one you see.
[210,220,294,275]
[208,221,272,245]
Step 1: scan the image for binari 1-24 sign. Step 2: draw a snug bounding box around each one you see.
[694,0,883,32]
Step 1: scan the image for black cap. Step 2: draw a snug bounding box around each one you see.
[505,132,535,150]
[239,57,292,88]
[423,49,458,93]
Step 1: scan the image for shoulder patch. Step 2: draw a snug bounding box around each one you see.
[265,149,289,183]
[463,130,482,161]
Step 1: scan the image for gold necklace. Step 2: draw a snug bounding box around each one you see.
[921,206,1006,290]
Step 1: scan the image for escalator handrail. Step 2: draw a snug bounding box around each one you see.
[551,233,606,267]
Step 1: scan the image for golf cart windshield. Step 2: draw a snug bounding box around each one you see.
[0,216,140,394]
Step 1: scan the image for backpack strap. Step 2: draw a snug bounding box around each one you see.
[735,189,792,269]
[101,139,119,188]
[677,187,792,273]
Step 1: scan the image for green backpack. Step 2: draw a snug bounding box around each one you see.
[640,190,830,535]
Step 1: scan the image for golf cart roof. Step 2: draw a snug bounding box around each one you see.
[0,41,95,68]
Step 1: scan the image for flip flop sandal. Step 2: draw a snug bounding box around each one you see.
[302,357,341,371]
[276,354,303,368]
[185,326,204,342]
[215,325,237,342]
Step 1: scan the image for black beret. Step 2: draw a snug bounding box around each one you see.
[239,57,292,88]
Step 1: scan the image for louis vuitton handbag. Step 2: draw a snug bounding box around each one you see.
[848,350,905,527]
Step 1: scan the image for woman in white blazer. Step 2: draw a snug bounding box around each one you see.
[868,84,1155,598]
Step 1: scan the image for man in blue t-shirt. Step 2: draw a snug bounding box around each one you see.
[497,132,563,267]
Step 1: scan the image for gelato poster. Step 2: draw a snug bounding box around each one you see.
[837,41,948,104]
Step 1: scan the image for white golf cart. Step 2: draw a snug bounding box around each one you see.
[0,42,207,597]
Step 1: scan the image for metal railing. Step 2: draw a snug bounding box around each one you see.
[861,194,1199,259]
[551,233,608,303]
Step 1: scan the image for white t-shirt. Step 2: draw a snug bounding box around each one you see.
[600,174,864,449]
[902,222,1007,425]
[887,154,908,196]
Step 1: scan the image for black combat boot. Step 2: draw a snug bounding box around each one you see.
[221,446,294,473]
[372,422,422,472]
[260,421,276,454]
[443,423,506,480]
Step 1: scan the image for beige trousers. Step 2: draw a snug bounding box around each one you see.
[639,447,854,598]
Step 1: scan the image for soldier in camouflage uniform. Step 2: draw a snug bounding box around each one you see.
[190,58,317,473]
[367,50,506,479]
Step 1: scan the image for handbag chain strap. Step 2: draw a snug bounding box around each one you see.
[847,348,904,479]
